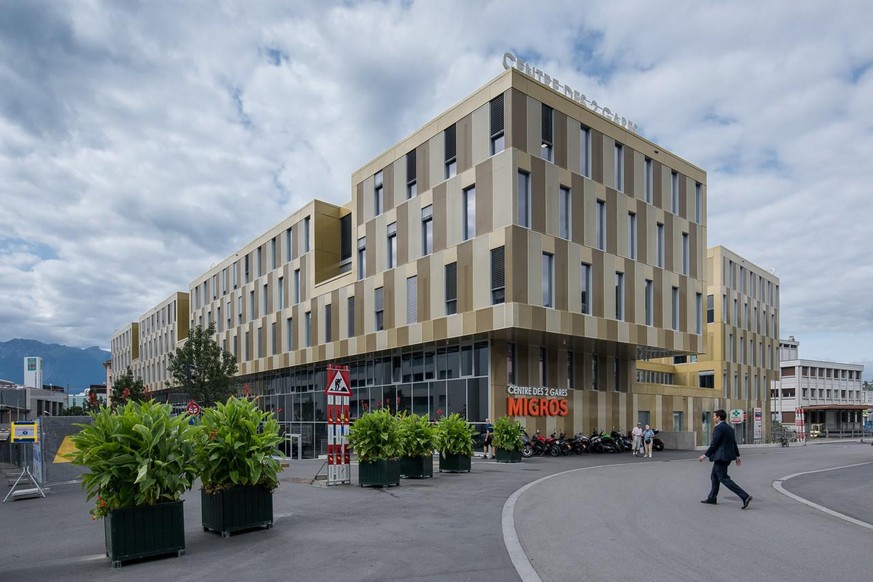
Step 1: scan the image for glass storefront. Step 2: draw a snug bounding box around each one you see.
[243,340,490,459]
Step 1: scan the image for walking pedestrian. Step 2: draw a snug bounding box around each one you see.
[483,418,494,459]
[632,423,643,457]
[698,409,752,509]
[643,425,655,457]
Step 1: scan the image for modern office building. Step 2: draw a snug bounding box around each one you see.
[770,336,865,436]
[637,246,780,444]
[112,63,779,456]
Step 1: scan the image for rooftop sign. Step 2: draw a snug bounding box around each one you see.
[503,52,638,134]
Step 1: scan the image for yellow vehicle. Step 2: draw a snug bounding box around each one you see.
[809,423,826,439]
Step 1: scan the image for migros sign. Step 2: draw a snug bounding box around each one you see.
[506,385,569,417]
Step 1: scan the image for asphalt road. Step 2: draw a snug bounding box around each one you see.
[0,442,870,581]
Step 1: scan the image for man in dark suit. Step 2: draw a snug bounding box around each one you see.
[698,409,752,509]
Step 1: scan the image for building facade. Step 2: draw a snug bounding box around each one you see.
[770,336,865,436]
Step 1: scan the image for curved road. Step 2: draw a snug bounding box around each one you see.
[507,443,873,582]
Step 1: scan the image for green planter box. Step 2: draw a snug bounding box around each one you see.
[359,459,401,487]
[201,486,274,538]
[495,448,523,463]
[438,452,471,473]
[400,455,434,479]
[104,500,185,568]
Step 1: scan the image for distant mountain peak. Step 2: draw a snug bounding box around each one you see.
[0,339,110,392]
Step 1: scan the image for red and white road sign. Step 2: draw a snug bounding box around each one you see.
[185,400,201,416]
[325,364,351,485]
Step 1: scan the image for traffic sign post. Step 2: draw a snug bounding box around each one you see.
[325,364,352,485]
[185,400,201,416]
[3,422,46,503]
[729,409,744,424]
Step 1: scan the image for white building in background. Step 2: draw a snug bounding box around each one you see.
[770,336,865,436]
[23,356,43,389]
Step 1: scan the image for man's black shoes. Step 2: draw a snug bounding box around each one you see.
[700,499,717,505]
[742,496,753,509]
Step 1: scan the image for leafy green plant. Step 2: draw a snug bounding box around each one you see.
[194,396,283,495]
[491,416,523,451]
[68,401,197,519]
[397,413,437,458]
[434,413,475,456]
[348,408,401,462]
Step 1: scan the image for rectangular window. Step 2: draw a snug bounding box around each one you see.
[542,253,554,308]
[374,287,384,331]
[672,287,680,330]
[444,125,457,178]
[232,261,239,288]
[596,200,606,250]
[706,294,714,324]
[258,327,264,358]
[657,223,665,268]
[491,246,506,304]
[644,157,653,203]
[256,247,262,277]
[673,412,684,432]
[541,104,553,162]
[682,232,690,275]
[244,331,250,361]
[645,279,653,326]
[628,212,637,259]
[615,272,625,321]
[226,300,231,330]
[237,295,243,324]
[357,237,366,280]
[539,347,547,385]
[517,170,531,228]
[285,227,293,262]
[614,143,624,191]
[303,216,311,253]
[271,237,277,269]
[278,277,285,310]
[671,171,679,214]
[407,276,418,324]
[325,304,332,343]
[406,150,417,198]
[244,254,250,283]
[463,185,476,240]
[580,125,591,177]
[249,290,255,320]
[699,371,715,389]
[490,94,505,155]
[305,311,312,347]
[347,297,355,338]
[387,222,397,269]
[374,170,383,215]
[592,355,599,390]
[272,322,278,355]
[559,186,571,240]
[581,262,592,315]
[614,358,621,392]
[211,274,218,299]
[695,182,702,223]
[421,205,433,256]
[445,262,458,315]
[216,305,222,332]
[294,268,301,303]
[262,283,268,317]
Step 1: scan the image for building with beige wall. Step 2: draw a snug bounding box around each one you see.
[637,246,781,444]
[178,66,712,457]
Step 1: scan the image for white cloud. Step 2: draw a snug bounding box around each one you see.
[0,0,871,379]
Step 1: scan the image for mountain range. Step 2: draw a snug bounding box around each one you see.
[0,339,110,393]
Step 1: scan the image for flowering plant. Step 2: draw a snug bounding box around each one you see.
[193,396,283,494]
[68,401,197,519]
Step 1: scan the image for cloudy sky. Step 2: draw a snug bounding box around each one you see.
[1,1,871,378]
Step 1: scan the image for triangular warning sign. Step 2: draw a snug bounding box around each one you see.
[325,367,352,396]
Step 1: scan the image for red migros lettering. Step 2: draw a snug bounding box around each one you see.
[506,397,569,417]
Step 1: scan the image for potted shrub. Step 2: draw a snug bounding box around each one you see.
[397,413,436,478]
[492,416,524,463]
[195,396,283,538]
[435,413,475,473]
[68,401,197,568]
[348,408,401,487]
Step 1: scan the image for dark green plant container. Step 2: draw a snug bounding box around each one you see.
[104,500,185,568]
[400,455,434,479]
[359,459,401,487]
[201,486,273,538]
[438,452,471,473]
[495,448,523,463]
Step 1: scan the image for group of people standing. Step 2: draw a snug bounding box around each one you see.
[631,423,656,457]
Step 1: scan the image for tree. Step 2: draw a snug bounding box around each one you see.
[110,366,147,410]
[167,323,238,407]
